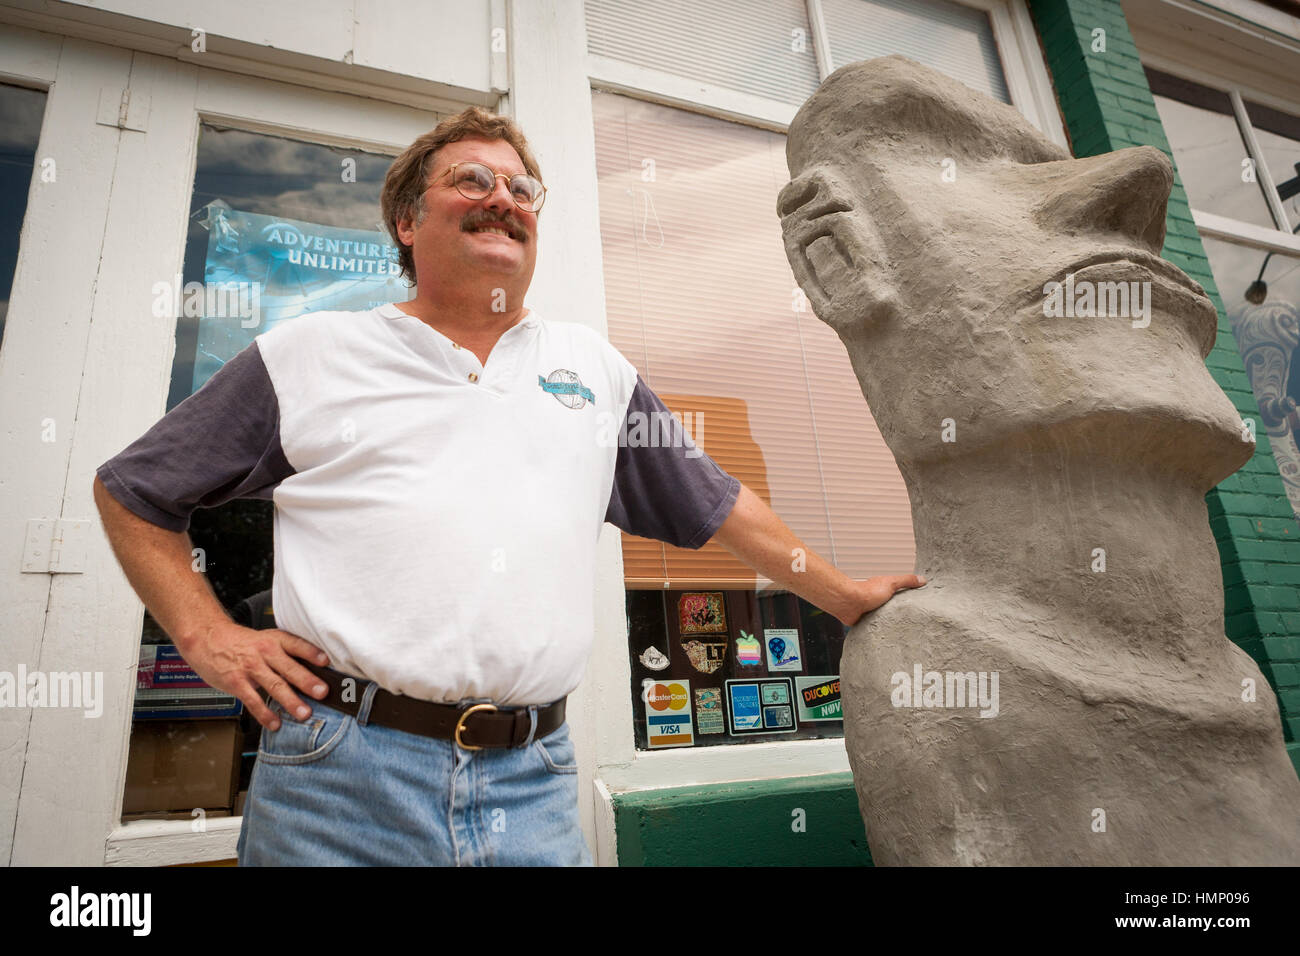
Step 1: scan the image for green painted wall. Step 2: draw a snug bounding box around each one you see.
[613,773,871,866]
[616,0,1300,867]
[1029,0,1300,777]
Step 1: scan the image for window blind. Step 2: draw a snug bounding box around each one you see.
[593,91,917,590]
[584,0,822,106]
[820,0,1010,103]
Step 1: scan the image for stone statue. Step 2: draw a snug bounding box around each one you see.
[778,54,1300,865]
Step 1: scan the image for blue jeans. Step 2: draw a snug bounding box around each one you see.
[235,680,592,866]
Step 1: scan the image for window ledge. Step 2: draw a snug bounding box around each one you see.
[105,817,241,867]
[597,735,851,793]
[1193,208,1300,254]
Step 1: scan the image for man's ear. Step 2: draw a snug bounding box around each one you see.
[394,210,416,247]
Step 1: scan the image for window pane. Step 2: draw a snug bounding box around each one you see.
[630,589,849,748]
[585,0,821,106]
[1245,99,1300,225]
[593,91,916,748]
[821,0,1009,103]
[1147,68,1277,229]
[0,83,47,355]
[1201,235,1300,527]
[124,125,404,822]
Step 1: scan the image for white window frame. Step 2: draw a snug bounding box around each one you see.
[1141,50,1300,259]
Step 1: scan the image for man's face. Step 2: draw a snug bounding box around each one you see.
[778,89,1245,468]
[400,135,539,293]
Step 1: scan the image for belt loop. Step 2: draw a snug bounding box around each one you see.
[519,705,539,748]
[356,680,380,726]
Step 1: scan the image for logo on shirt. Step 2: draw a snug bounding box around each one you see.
[538,369,595,409]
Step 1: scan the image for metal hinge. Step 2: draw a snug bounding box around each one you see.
[21,519,90,574]
[95,86,150,131]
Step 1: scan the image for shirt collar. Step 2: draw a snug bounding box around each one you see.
[380,302,540,330]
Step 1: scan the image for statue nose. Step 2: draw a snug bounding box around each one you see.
[1033,145,1173,253]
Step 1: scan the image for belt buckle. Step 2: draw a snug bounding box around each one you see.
[453,702,498,751]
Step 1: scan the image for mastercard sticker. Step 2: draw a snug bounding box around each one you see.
[642,679,695,748]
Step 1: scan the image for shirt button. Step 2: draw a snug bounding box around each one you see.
[468,371,478,383]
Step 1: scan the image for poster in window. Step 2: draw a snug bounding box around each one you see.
[190,201,409,392]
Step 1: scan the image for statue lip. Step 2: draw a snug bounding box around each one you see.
[1046,249,1209,302]
[1034,249,1218,355]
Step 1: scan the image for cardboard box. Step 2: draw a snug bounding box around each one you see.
[122,719,241,814]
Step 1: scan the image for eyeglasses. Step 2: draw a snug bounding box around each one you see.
[432,161,547,212]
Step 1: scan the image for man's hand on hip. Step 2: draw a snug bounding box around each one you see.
[175,622,331,730]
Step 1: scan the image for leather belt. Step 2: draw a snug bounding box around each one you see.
[295,661,566,750]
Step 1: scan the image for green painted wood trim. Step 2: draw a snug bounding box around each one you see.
[1028,0,1300,751]
[612,773,873,866]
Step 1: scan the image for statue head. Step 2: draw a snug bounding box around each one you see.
[778,55,1245,474]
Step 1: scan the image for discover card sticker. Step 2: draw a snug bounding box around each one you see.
[794,676,843,722]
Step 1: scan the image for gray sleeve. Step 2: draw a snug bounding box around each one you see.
[95,340,294,532]
[604,375,741,549]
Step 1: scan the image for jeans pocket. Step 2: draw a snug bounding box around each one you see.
[258,697,352,765]
[533,721,578,774]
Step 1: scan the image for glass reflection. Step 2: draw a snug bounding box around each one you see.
[1204,235,1300,526]
[1147,69,1277,229]
[0,83,48,354]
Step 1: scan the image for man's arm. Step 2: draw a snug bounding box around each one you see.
[604,374,923,625]
[93,341,329,728]
[95,476,328,728]
[94,474,229,649]
[709,483,925,628]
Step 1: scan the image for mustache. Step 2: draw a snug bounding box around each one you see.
[461,210,529,240]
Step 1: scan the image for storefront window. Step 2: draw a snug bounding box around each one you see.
[123,124,404,822]
[0,83,48,355]
[593,91,916,749]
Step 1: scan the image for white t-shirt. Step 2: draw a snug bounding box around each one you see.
[98,303,739,704]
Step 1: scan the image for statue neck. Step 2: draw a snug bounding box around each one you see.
[899,418,1238,654]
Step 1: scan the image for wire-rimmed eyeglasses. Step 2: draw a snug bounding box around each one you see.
[431,161,547,212]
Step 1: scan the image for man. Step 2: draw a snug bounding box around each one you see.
[93,105,924,866]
